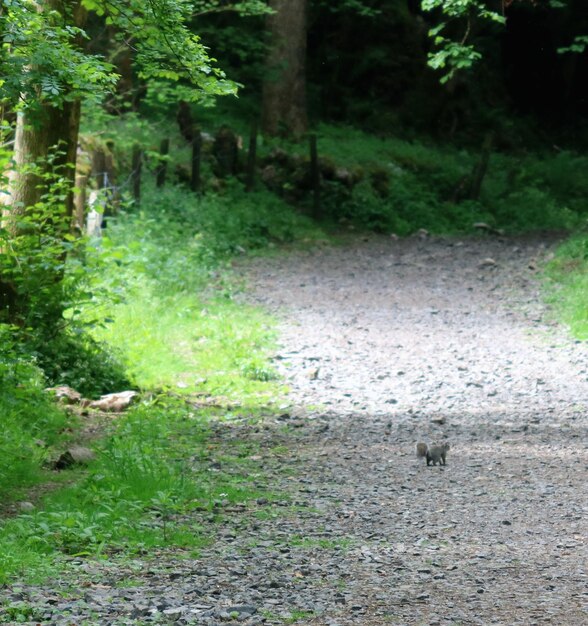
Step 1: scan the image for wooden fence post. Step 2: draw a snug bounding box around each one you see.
[73,174,87,233]
[191,127,202,193]
[156,138,170,188]
[92,148,107,190]
[131,144,142,205]
[246,121,258,192]
[309,133,320,216]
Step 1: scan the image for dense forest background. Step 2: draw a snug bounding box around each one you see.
[71,0,588,242]
[198,0,588,143]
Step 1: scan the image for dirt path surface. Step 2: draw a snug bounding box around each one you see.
[234,235,588,625]
[5,235,587,626]
[244,234,586,423]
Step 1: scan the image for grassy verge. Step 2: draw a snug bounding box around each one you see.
[0,181,323,583]
[84,182,323,400]
[0,396,275,584]
[92,289,281,400]
[544,234,588,339]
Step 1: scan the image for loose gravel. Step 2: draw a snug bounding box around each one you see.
[3,234,587,626]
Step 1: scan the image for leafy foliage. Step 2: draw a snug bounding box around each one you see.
[82,0,235,104]
[313,0,381,17]
[422,0,505,82]
[0,330,69,501]
[0,148,129,396]
[1,151,82,330]
[0,1,270,113]
[558,34,588,54]
[0,0,117,109]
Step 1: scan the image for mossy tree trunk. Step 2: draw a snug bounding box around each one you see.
[0,1,86,324]
[1,0,86,236]
[3,100,82,235]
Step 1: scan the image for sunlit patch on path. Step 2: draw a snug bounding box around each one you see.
[242,234,586,425]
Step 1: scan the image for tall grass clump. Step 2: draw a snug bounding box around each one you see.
[0,328,70,501]
[545,234,588,339]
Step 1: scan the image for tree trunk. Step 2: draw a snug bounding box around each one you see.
[0,1,86,324]
[3,100,82,235]
[2,0,87,235]
[261,0,308,138]
[1,0,86,236]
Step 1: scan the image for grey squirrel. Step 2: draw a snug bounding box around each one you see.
[416,441,450,466]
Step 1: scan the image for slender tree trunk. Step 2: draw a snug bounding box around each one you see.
[1,1,86,236]
[261,0,308,138]
[3,100,82,233]
[0,1,85,323]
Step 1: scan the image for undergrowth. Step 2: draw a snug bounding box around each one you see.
[265,124,587,235]
[83,110,588,236]
[1,178,296,585]
[0,397,275,584]
[1,177,319,513]
[0,330,70,502]
[84,182,321,401]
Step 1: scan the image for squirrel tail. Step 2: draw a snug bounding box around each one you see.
[416,442,428,458]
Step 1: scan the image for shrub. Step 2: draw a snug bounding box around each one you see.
[0,327,69,500]
[492,187,582,233]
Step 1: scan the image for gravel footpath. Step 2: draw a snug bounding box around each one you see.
[3,234,587,625]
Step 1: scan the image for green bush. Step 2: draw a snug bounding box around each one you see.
[492,187,582,232]
[28,332,130,399]
[0,328,69,500]
[0,148,129,397]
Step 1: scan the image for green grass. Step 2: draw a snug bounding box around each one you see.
[91,284,281,401]
[545,234,588,339]
[82,182,312,405]
[0,397,274,584]
[0,602,45,624]
[1,180,302,510]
